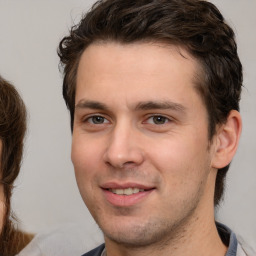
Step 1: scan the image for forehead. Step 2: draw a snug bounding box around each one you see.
[76,41,203,106]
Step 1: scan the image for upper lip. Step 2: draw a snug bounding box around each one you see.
[100,182,155,190]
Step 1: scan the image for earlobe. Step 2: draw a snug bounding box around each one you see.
[211,110,242,169]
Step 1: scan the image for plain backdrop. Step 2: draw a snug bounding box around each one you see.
[0,0,255,252]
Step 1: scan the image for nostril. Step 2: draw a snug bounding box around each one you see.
[103,141,144,168]
[124,161,135,165]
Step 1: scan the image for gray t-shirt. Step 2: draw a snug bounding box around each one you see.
[17,223,103,256]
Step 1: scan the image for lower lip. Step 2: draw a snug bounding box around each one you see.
[102,189,154,207]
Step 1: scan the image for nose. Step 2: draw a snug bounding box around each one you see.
[103,122,144,169]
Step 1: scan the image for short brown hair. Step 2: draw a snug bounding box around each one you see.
[58,0,242,206]
[0,75,28,255]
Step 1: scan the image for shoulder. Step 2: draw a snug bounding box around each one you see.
[237,236,256,256]
[216,222,256,256]
[17,223,103,256]
[81,244,105,256]
[3,229,34,255]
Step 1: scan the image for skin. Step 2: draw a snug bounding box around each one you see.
[0,140,4,232]
[72,42,241,256]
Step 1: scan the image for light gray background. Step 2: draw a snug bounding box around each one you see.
[0,0,255,252]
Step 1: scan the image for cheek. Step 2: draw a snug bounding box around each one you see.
[0,188,5,232]
[72,140,92,188]
[149,139,211,214]
[148,134,210,183]
[71,135,106,191]
[72,135,102,169]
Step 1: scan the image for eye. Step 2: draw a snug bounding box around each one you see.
[146,115,169,125]
[87,115,109,124]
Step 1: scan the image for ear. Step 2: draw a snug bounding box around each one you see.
[211,110,242,169]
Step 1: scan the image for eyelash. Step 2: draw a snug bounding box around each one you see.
[84,115,110,125]
[144,115,171,125]
[83,114,171,126]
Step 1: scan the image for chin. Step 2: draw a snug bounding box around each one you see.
[100,216,177,248]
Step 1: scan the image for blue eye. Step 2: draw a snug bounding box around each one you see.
[87,116,109,124]
[147,116,169,125]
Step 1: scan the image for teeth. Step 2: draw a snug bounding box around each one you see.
[109,188,145,195]
[115,189,124,195]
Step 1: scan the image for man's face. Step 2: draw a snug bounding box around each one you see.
[72,42,218,246]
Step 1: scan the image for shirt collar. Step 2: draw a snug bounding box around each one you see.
[216,222,238,256]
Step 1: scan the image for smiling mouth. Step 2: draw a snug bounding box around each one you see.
[102,185,155,206]
[108,188,145,196]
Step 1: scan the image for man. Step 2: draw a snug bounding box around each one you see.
[58,0,252,255]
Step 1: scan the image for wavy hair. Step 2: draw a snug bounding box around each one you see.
[0,76,32,255]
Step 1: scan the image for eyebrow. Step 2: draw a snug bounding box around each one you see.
[75,100,109,110]
[75,99,186,113]
[135,101,186,113]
